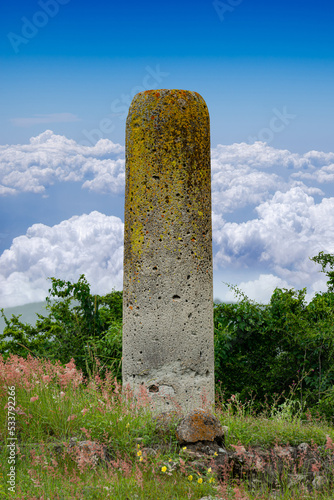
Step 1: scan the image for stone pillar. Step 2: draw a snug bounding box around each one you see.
[122,89,214,414]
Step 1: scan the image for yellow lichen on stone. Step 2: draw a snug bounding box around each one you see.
[124,89,211,269]
[130,221,144,256]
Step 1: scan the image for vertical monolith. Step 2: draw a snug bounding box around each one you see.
[122,89,214,414]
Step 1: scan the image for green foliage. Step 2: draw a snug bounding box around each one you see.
[0,311,53,360]
[214,258,334,419]
[310,250,334,292]
[214,286,334,415]
[0,275,123,380]
[318,385,334,419]
[90,320,123,381]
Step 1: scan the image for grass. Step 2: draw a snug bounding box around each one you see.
[0,354,333,499]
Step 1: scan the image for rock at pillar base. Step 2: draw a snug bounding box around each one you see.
[175,409,224,444]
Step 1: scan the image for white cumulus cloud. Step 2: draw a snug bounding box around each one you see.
[222,274,290,304]
[0,130,125,195]
[209,141,334,301]
[213,187,334,295]
[0,212,124,307]
[211,142,325,214]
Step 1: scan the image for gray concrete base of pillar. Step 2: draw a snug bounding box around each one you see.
[122,360,215,415]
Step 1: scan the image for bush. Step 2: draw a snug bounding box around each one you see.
[0,275,123,380]
[214,283,334,416]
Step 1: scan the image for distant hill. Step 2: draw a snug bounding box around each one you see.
[1,297,228,336]
[0,301,49,336]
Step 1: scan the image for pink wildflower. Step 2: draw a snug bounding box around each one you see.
[80,427,91,439]
[231,444,246,454]
[67,414,77,421]
[30,396,39,402]
[311,462,321,473]
[15,406,27,416]
[325,435,334,450]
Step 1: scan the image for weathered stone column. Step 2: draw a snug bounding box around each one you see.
[122,89,214,414]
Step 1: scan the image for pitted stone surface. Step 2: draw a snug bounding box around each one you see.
[122,89,214,414]
[175,409,224,444]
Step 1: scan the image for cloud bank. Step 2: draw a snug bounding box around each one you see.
[1,131,334,306]
[1,131,332,201]
[0,130,125,195]
[0,212,123,308]
[213,187,334,298]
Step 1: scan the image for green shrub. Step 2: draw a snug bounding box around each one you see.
[0,275,123,380]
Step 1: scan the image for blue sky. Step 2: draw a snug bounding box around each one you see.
[1,0,334,308]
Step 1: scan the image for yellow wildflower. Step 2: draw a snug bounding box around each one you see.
[207,467,212,473]
[161,466,167,473]
[198,477,203,484]
[137,450,142,457]
[188,475,193,481]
